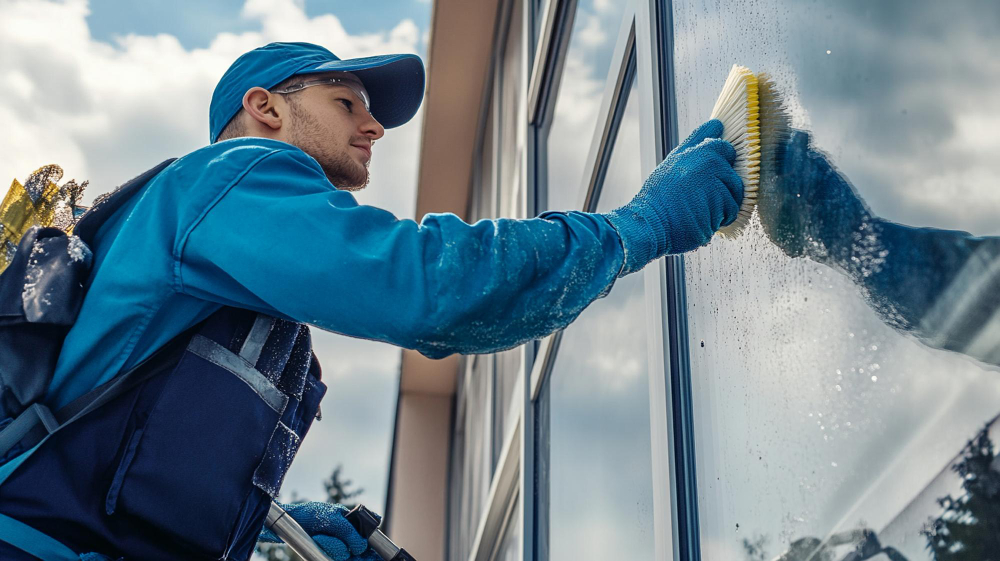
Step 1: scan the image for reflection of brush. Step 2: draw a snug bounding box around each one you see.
[710,64,760,237]
[756,71,791,193]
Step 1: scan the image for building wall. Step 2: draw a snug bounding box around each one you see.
[407,1,1000,560]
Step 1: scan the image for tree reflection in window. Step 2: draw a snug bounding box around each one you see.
[738,420,1000,561]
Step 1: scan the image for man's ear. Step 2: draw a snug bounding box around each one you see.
[242,87,283,131]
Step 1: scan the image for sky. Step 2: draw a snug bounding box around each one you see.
[1,0,431,517]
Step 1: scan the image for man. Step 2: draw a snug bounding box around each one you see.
[0,42,742,560]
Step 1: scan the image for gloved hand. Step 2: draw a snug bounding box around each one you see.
[604,118,743,275]
[258,502,380,561]
[757,130,875,263]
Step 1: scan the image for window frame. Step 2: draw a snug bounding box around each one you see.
[455,1,701,560]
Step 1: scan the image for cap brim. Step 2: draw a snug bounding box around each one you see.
[295,54,425,129]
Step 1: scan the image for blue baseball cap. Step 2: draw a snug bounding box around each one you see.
[209,42,425,143]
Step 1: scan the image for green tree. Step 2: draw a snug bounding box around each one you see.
[256,465,365,561]
[742,534,769,561]
[923,425,1000,561]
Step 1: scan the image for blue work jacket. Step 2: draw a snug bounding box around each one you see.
[49,137,625,409]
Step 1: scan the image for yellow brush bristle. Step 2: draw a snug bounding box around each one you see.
[710,64,762,238]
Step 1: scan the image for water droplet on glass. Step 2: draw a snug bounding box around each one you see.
[871,375,878,382]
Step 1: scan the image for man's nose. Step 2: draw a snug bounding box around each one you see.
[361,113,385,141]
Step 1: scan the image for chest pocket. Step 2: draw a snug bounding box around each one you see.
[105,309,326,559]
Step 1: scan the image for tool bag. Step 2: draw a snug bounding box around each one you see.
[0,161,327,560]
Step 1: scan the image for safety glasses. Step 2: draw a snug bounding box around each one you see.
[271,77,372,114]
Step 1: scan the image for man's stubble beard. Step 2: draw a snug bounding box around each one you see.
[288,106,370,191]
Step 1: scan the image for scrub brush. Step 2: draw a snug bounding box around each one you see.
[709,64,790,237]
[710,64,760,237]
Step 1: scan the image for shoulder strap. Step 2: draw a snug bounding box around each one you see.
[73,158,177,245]
[0,325,192,478]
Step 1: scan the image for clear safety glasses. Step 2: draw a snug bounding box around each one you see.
[271,77,372,114]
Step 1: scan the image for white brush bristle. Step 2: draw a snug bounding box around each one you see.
[710,64,760,238]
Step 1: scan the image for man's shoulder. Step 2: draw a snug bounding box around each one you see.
[174,137,323,180]
[124,139,327,232]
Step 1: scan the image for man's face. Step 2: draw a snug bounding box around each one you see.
[281,72,385,190]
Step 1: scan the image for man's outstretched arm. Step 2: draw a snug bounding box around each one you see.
[181,120,742,358]
[761,130,1000,366]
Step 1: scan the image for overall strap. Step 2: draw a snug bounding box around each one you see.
[0,511,77,561]
[0,333,190,560]
[0,329,190,477]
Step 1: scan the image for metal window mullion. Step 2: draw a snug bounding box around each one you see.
[518,0,535,558]
[653,0,701,559]
[576,15,637,213]
[527,0,573,125]
[634,1,680,559]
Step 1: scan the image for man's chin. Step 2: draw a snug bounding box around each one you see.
[337,179,368,192]
[325,165,369,191]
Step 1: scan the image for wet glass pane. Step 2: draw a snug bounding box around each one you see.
[671,1,1000,559]
[542,0,631,212]
[536,77,654,561]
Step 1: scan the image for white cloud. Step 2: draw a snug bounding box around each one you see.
[592,0,614,14]
[0,0,423,220]
[576,14,607,48]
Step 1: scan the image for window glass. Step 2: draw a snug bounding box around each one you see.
[671,1,1000,559]
[473,91,496,220]
[531,0,545,45]
[492,496,521,561]
[536,77,654,561]
[541,0,630,212]
[451,356,494,561]
[492,347,520,471]
[497,0,524,219]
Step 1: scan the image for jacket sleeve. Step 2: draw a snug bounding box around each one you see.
[178,149,624,358]
[775,131,1000,366]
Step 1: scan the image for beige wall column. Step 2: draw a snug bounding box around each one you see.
[385,0,502,556]
[384,353,456,559]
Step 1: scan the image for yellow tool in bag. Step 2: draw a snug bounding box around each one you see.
[0,165,87,274]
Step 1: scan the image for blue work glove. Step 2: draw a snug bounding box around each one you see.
[258,502,379,561]
[604,118,743,275]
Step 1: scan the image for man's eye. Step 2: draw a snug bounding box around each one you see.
[339,99,353,111]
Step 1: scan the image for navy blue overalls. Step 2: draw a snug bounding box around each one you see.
[0,308,325,560]
[0,163,326,560]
